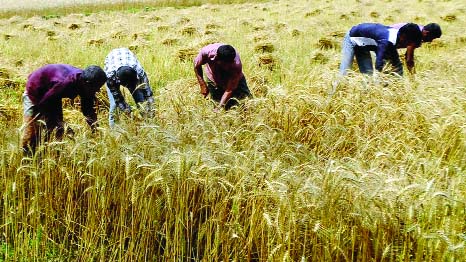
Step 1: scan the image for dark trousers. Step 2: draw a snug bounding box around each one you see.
[22,94,65,155]
[207,76,251,110]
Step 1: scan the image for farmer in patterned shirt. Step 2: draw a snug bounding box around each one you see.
[104,48,155,127]
[194,43,251,110]
[21,64,107,155]
[390,23,442,74]
[339,23,422,76]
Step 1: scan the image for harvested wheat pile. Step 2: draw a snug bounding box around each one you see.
[317,37,338,50]
[87,38,105,46]
[205,23,221,30]
[0,104,20,122]
[161,37,179,46]
[129,39,149,51]
[329,31,345,38]
[45,30,56,37]
[3,34,15,40]
[305,9,322,17]
[370,11,380,18]
[456,37,466,43]
[311,51,329,64]
[203,30,217,35]
[441,14,456,22]
[0,68,11,80]
[291,29,302,37]
[252,33,269,42]
[156,25,170,31]
[384,15,394,23]
[339,14,349,20]
[146,15,162,22]
[67,23,80,30]
[252,24,265,31]
[254,42,275,53]
[22,23,36,30]
[0,68,23,89]
[176,47,198,61]
[257,53,277,70]
[132,31,151,40]
[109,30,127,39]
[179,26,198,36]
[274,22,287,31]
[176,17,191,25]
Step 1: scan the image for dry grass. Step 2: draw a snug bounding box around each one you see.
[0,0,465,261]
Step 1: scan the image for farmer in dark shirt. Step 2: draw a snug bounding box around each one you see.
[390,23,442,73]
[21,64,107,155]
[339,23,422,76]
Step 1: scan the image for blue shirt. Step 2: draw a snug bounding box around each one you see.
[349,23,401,72]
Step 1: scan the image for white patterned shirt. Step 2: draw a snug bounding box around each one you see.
[104,48,153,109]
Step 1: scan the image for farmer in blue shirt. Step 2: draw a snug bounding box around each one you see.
[339,23,422,76]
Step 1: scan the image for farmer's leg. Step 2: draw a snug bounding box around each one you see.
[106,86,117,127]
[132,88,148,117]
[44,101,64,141]
[206,79,224,102]
[226,76,251,110]
[355,49,373,75]
[21,93,39,155]
[339,32,355,76]
[386,48,403,76]
[138,74,155,117]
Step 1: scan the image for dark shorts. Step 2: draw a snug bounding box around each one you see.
[207,76,251,110]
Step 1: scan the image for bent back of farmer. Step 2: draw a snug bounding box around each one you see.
[339,23,422,76]
[22,64,106,155]
[104,47,155,127]
[194,43,251,110]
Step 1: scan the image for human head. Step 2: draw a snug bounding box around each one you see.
[397,23,422,48]
[422,23,442,42]
[81,65,107,94]
[116,66,138,90]
[216,45,236,63]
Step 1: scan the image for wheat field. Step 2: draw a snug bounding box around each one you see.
[0,0,465,261]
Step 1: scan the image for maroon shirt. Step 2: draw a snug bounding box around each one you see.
[26,64,97,127]
[194,43,243,88]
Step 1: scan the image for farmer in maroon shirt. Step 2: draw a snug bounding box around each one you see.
[194,43,251,110]
[21,64,107,155]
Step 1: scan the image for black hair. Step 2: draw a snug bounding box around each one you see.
[217,45,236,62]
[116,66,137,86]
[398,23,422,47]
[82,65,107,86]
[424,23,442,39]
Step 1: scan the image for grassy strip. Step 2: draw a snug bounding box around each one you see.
[0,0,264,19]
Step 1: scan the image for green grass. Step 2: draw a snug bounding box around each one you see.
[0,0,263,19]
[0,0,465,260]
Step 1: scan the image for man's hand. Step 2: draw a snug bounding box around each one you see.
[405,46,416,74]
[406,60,415,74]
[118,103,132,114]
[65,126,75,138]
[200,82,209,98]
